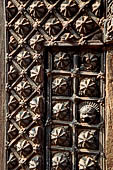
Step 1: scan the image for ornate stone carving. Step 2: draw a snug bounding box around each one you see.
[52,76,71,95]
[52,101,70,120]
[16,50,32,68]
[16,81,32,98]
[15,17,31,37]
[30,65,44,83]
[76,16,97,36]
[30,96,43,114]
[8,65,18,83]
[51,126,70,146]
[28,0,47,20]
[54,52,71,70]
[8,124,18,140]
[60,0,78,19]
[8,35,18,52]
[7,1,17,21]
[8,153,18,169]
[29,126,43,143]
[29,155,42,169]
[30,34,44,52]
[79,102,99,124]
[79,77,98,97]
[80,53,100,71]
[78,130,97,149]
[45,17,62,36]
[16,139,32,157]
[16,110,32,127]
[8,96,18,112]
[52,152,71,170]
[79,156,97,170]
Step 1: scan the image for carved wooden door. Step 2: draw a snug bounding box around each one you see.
[5,0,107,169]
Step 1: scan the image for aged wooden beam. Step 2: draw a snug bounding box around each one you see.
[0,0,5,170]
[106,49,113,170]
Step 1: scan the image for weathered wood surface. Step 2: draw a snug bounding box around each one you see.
[106,49,113,170]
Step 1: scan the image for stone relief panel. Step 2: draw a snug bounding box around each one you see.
[6,0,105,170]
[46,47,105,170]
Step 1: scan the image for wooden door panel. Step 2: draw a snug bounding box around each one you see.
[5,0,106,169]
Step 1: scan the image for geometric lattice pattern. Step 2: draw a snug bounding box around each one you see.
[5,0,106,169]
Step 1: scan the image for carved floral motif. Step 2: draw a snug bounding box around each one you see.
[76,16,97,36]
[60,0,78,19]
[16,50,32,68]
[29,126,43,143]
[29,155,42,169]
[8,96,18,112]
[28,0,47,19]
[15,17,31,37]
[79,156,97,170]
[30,96,43,114]
[7,1,17,20]
[45,17,62,36]
[8,65,18,83]
[80,53,100,71]
[30,34,44,52]
[16,110,32,127]
[51,126,71,146]
[54,52,71,70]
[16,139,32,156]
[16,81,32,98]
[78,130,97,149]
[52,76,71,95]
[79,77,98,97]
[52,101,70,120]
[52,152,71,170]
[8,35,18,52]
[30,65,44,83]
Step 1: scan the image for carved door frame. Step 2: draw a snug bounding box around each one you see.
[0,0,113,170]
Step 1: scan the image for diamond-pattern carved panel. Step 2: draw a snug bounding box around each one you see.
[5,0,105,170]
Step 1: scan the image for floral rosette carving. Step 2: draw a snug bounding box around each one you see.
[30,65,44,83]
[8,124,18,140]
[76,16,97,36]
[80,53,100,71]
[79,156,97,170]
[52,76,71,95]
[54,52,71,70]
[8,35,18,52]
[29,126,43,144]
[8,96,18,112]
[7,1,17,21]
[16,110,32,127]
[52,102,70,120]
[45,17,62,36]
[7,153,18,169]
[29,155,42,169]
[16,139,32,157]
[60,0,78,19]
[78,130,97,149]
[52,152,71,170]
[16,50,32,68]
[30,96,43,114]
[79,102,99,124]
[15,17,31,37]
[79,77,98,97]
[30,34,44,52]
[28,0,47,19]
[8,65,18,83]
[51,126,70,146]
[16,81,32,98]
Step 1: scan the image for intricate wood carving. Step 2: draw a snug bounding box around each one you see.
[5,0,105,169]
